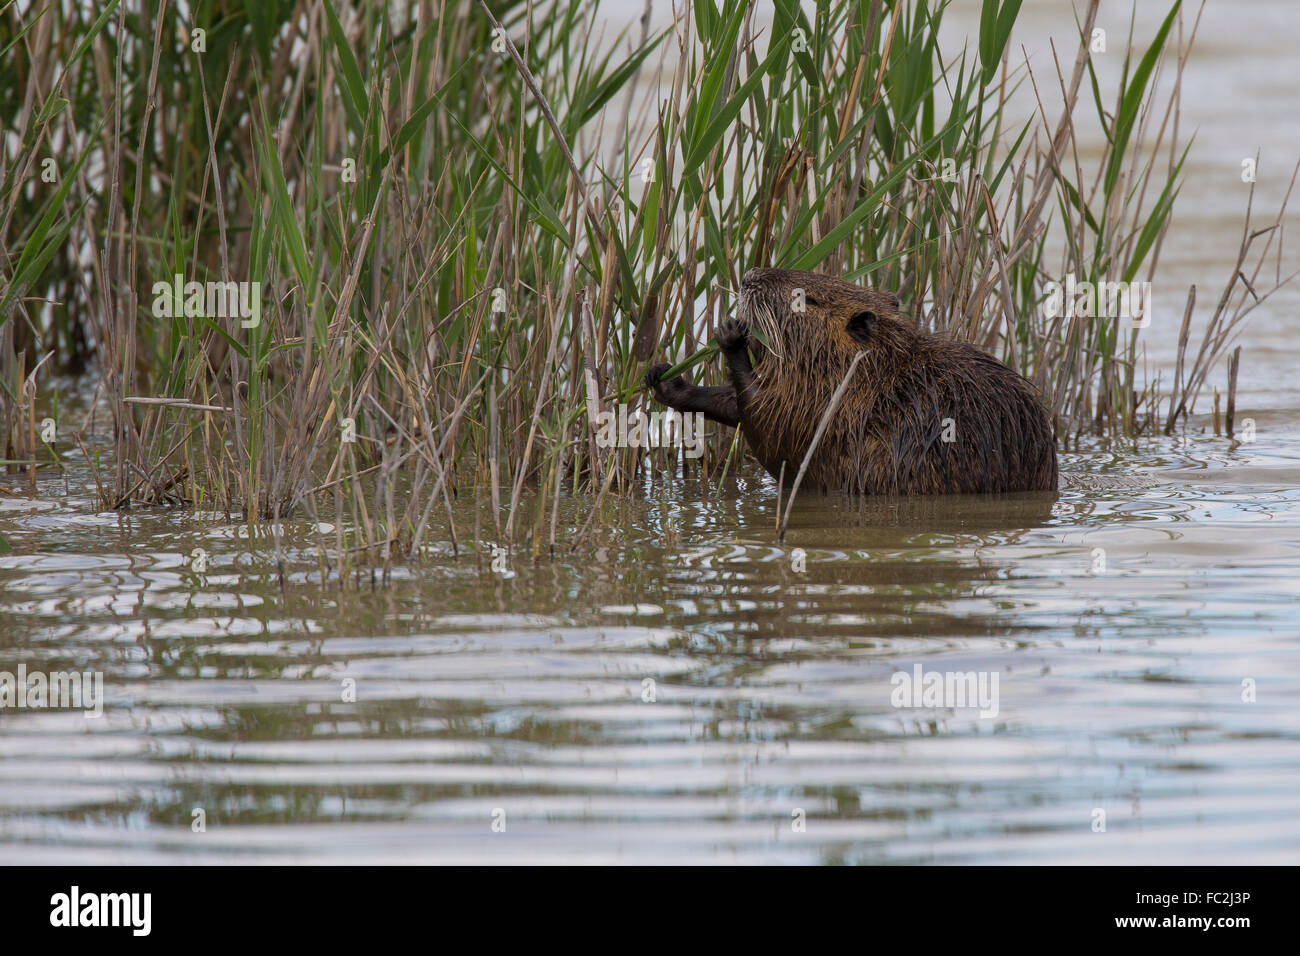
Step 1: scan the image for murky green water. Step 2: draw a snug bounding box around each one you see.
[3,421,1299,863]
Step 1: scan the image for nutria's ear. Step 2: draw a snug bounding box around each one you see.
[846,310,877,345]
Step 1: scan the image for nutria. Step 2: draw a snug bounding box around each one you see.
[645,268,1058,495]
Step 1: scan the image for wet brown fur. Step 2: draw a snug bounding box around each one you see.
[646,268,1058,495]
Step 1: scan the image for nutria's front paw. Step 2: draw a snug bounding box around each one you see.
[715,318,749,353]
[644,362,671,391]
[645,362,689,400]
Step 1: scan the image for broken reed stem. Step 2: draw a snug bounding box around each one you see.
[777,350,867,543]
[25,363,35,492]
[1226,346,1241,438]
[1165,284,1196,433]
[123,397,234,412]
[489,375,502,541]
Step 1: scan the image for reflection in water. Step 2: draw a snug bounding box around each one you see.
[2,431,1299,864]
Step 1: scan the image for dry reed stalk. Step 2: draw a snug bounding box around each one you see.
[1226,346,1240,438]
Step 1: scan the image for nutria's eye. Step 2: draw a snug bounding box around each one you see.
[846,310,876,345]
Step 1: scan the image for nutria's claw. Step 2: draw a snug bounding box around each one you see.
[715,318,749,353]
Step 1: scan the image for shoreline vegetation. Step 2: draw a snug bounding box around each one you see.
[2,0,1296,566]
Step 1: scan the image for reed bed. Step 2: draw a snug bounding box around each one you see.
[1,0,1293,568]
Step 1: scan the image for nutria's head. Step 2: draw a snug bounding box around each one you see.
[736,267,907,366]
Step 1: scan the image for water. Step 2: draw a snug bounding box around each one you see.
[3,0,1300,864]
[3,425,1299,864]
